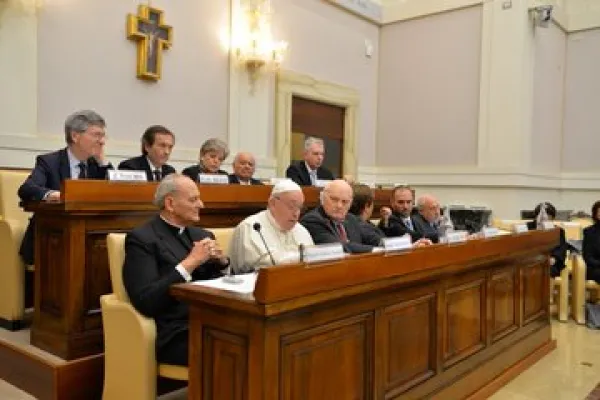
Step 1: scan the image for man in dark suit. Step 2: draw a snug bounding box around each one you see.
[583,201,600,283]
[18,110,112,265]
[411,194,442,244]
[118,125,176,181]
[228,152,262,185]
[301,179,382,253]
[286,137,334,186]
[378,185,432,246]
[122,174,229,366]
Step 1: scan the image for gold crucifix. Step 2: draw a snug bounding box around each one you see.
[127,5,173,81]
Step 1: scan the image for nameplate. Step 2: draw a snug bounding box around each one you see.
[381,236,412,252]
[198,174,229,185]
[482,227,499,238]
[446,231,468,244]
[315,179,331,188]
[513,223,529,234]
[108,170,147,182]
[541,221,555,230]
[303,243,345,264]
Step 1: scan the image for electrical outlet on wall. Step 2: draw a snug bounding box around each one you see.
[365,39,374,58]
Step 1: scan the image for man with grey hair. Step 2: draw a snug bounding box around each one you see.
[182,137,230,181]
[18,109,113,265]
[123,173,229,366]
[412,194,442,244]
[285,136,335,186]
[229,179,313,273]
[228,151,262,185]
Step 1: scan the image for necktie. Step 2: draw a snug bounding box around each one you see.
[336,222,348,242]
[405,218,413,231]
[310,171,317,185]
[153,169,162,182]
[78,162,87,179]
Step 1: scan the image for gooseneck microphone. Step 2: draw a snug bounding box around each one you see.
[253,222,276,266]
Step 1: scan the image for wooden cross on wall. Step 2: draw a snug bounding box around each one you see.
[127,5,173,81]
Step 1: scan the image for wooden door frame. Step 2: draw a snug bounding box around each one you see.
[275,70,359,178]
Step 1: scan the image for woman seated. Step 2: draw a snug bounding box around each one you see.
[182,138,229,181]
[349,183,384,238]
[527,202,568,278]
[583,201,600,283]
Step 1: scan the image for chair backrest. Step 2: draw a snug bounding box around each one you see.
[106,233,129,303]
[0,170,31,223]
[209,227,234,257]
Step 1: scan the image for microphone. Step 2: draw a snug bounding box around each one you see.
[299,244,305,263]
[253,222,276,266]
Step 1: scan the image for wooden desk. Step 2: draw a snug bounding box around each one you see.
[23,180,391,360]
[172,230,557,399]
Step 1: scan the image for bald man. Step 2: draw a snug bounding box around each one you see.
[300,179,383,253]
[228,152,263,185]
[412,194,442,244]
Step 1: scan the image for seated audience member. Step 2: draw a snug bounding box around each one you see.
[301,179,382,253]
[122,174,230,366]
[582,201,600,283]
[228,152,263,185]
[18,110,112,265]
[527,202,567,277]
[378,186,433,246]
[118,125,176,181]
[349,184,384,237]
[229,180,313,273]
[182,138,229,181]
[412,194,442,244]
[286,137,334,186]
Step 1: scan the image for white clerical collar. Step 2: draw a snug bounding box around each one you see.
[146,157,161,171]
[159,215,185,234]
[265,209,288,233]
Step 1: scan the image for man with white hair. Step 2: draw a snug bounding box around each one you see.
[228,151,263,185]
[229,179,314,273]
[285,136,335,186]
[301,179,383,253]
[413,194,442,243]
[123,173,230,366]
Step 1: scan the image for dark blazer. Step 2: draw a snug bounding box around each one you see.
[285,161,334,186]
[527,221,568,277]
[228,174,263,185]
[411,213,440,244]
[18,148,112,265]
[583,223,600,283]
[181,164,228,182]
[122,216,225,354]
[301,206,382,254]
[378,212,422,242]
[118,155,176,181]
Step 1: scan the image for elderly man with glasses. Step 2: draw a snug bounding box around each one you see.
[229,179,314,273]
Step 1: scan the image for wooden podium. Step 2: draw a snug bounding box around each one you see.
[22,180,391,360]
[171,231,557,399]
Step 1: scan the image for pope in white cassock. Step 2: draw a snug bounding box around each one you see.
[229,179,314,273]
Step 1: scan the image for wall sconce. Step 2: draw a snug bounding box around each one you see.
[229,0,288,91]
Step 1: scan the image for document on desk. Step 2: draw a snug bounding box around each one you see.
[191,273,257,294]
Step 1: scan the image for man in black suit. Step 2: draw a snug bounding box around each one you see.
[118,125,176,181]
[228,152,262,185]
[583,201,600,283]
[412,194,442,244]
[301,179,382,253]
[122,174,230,366]
[379,185,432,246]
[286,137,334,186]
[18,110,112,265]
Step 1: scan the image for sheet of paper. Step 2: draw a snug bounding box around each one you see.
[191,273,257,294]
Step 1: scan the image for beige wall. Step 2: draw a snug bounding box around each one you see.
[377,6,482,167]
[562,28,600,171]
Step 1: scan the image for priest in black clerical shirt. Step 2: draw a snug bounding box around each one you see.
[122,174,229,366]
[118,125,176,182]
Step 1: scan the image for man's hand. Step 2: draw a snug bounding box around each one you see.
[180,238,212,273]
[45,191,61,202]
[93,145,108,166]
[413,238,432,247]
[380,207,392,226]
[209,242,229,265]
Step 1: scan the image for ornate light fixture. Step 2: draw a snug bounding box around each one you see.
[230,0,287,90]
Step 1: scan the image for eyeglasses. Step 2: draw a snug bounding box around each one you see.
[83,131,107,140]
[274,196,303,212]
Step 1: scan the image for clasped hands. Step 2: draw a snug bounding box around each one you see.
[182,237,228,273]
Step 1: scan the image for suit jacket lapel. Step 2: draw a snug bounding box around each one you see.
[151,217,190,262]
[140,156,153,181]
[299,162,311,185]
[58,148,71,180]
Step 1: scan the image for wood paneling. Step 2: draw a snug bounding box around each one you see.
[291,96,345,140]
[280,314,371,400]
[522,257,548,324]
[489,267,518,341]
[203,329,247,400]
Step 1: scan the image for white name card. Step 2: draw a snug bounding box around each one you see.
[315,179,331,188]
[482,227,499,239]
[446,231,469,244]
[513,223,529,234]
[198,174,229,185]
[303,243,345,264]
[108,170,147,182]
[541,221,555,230]
[381,235,412,252]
